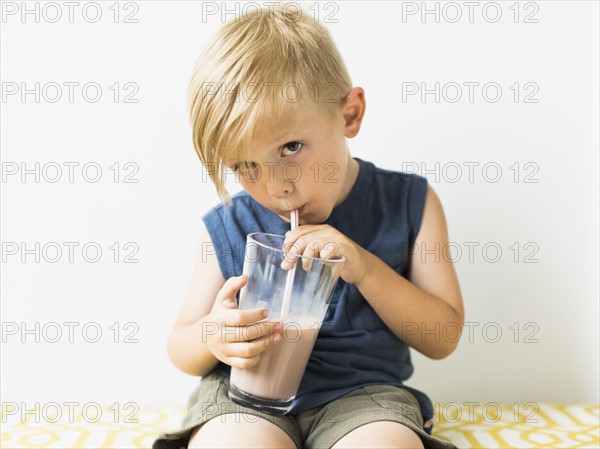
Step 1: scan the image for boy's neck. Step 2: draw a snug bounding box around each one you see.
[335,157,360,207]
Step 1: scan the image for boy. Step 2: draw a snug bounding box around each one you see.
[154,5,463,449]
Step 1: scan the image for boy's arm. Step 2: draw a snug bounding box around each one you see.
[355,185,464,359]
[167,225,279,375]
[167,225,224,376]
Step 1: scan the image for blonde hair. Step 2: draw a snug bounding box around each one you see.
[187,3,353,204]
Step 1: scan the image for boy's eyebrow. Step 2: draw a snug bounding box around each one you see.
[271,128,305,144]
[223,154,241,166]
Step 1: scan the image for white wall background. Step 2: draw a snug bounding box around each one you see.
[1,0,598,413]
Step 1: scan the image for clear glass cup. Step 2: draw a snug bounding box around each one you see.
[228,232,345,415]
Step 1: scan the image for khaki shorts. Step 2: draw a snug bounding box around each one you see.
[152,371,457,449]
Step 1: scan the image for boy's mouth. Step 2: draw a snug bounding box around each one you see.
[282,204,305,220]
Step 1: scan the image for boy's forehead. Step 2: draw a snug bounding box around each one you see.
[255,103,324,143]
[256,124,302,145]
[224,102,337,164]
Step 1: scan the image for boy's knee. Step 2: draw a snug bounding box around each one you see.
[188,415,296,449]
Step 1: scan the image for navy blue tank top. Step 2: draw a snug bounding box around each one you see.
[202,157,434,428]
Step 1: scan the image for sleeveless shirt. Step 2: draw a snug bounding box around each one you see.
[201,157,434,428]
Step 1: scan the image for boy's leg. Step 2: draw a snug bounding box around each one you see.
[298,385,458,449]
[331,421,424,449]
[188,414,297,449]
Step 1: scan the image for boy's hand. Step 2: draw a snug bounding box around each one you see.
[205,275,282,369]
[281,224,370,285]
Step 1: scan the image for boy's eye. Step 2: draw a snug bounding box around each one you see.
[230,161,255,171]
[233,161,260,179]
[280,141,303,157]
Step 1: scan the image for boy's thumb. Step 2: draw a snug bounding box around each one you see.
[218,275,247,303]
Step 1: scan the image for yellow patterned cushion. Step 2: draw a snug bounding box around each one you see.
[433,403,599,448]
[1,403,598,448]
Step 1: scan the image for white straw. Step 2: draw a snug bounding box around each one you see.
[280,209,298,322]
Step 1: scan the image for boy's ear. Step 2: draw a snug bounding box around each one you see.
[342,87,366,138]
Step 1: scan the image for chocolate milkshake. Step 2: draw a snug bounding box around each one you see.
[228,232,344,414]
[230,325,319,402]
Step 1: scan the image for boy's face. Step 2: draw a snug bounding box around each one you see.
[227,95,362,225]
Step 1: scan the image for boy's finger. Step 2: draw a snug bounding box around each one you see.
[219,320,281,343]
[222,298,237,309]
[216,275,248,304]
[301,242,323,271]
[302,257,314,271]
[222,332,282,358]
[233,320,283,342]
[280,257,298,270]
[280,245,299,269]
[226,355,261,370]
[220,307,269,328]
[283,226,321,248]
[281,241,301,261]
[318,244,339,265]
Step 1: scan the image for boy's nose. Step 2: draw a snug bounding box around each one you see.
[266,170,295,198]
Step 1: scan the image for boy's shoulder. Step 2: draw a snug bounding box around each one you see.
[361,158,428,188]
[211,189,250,209]
[204,190,253,218]
[202,190,282,231]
